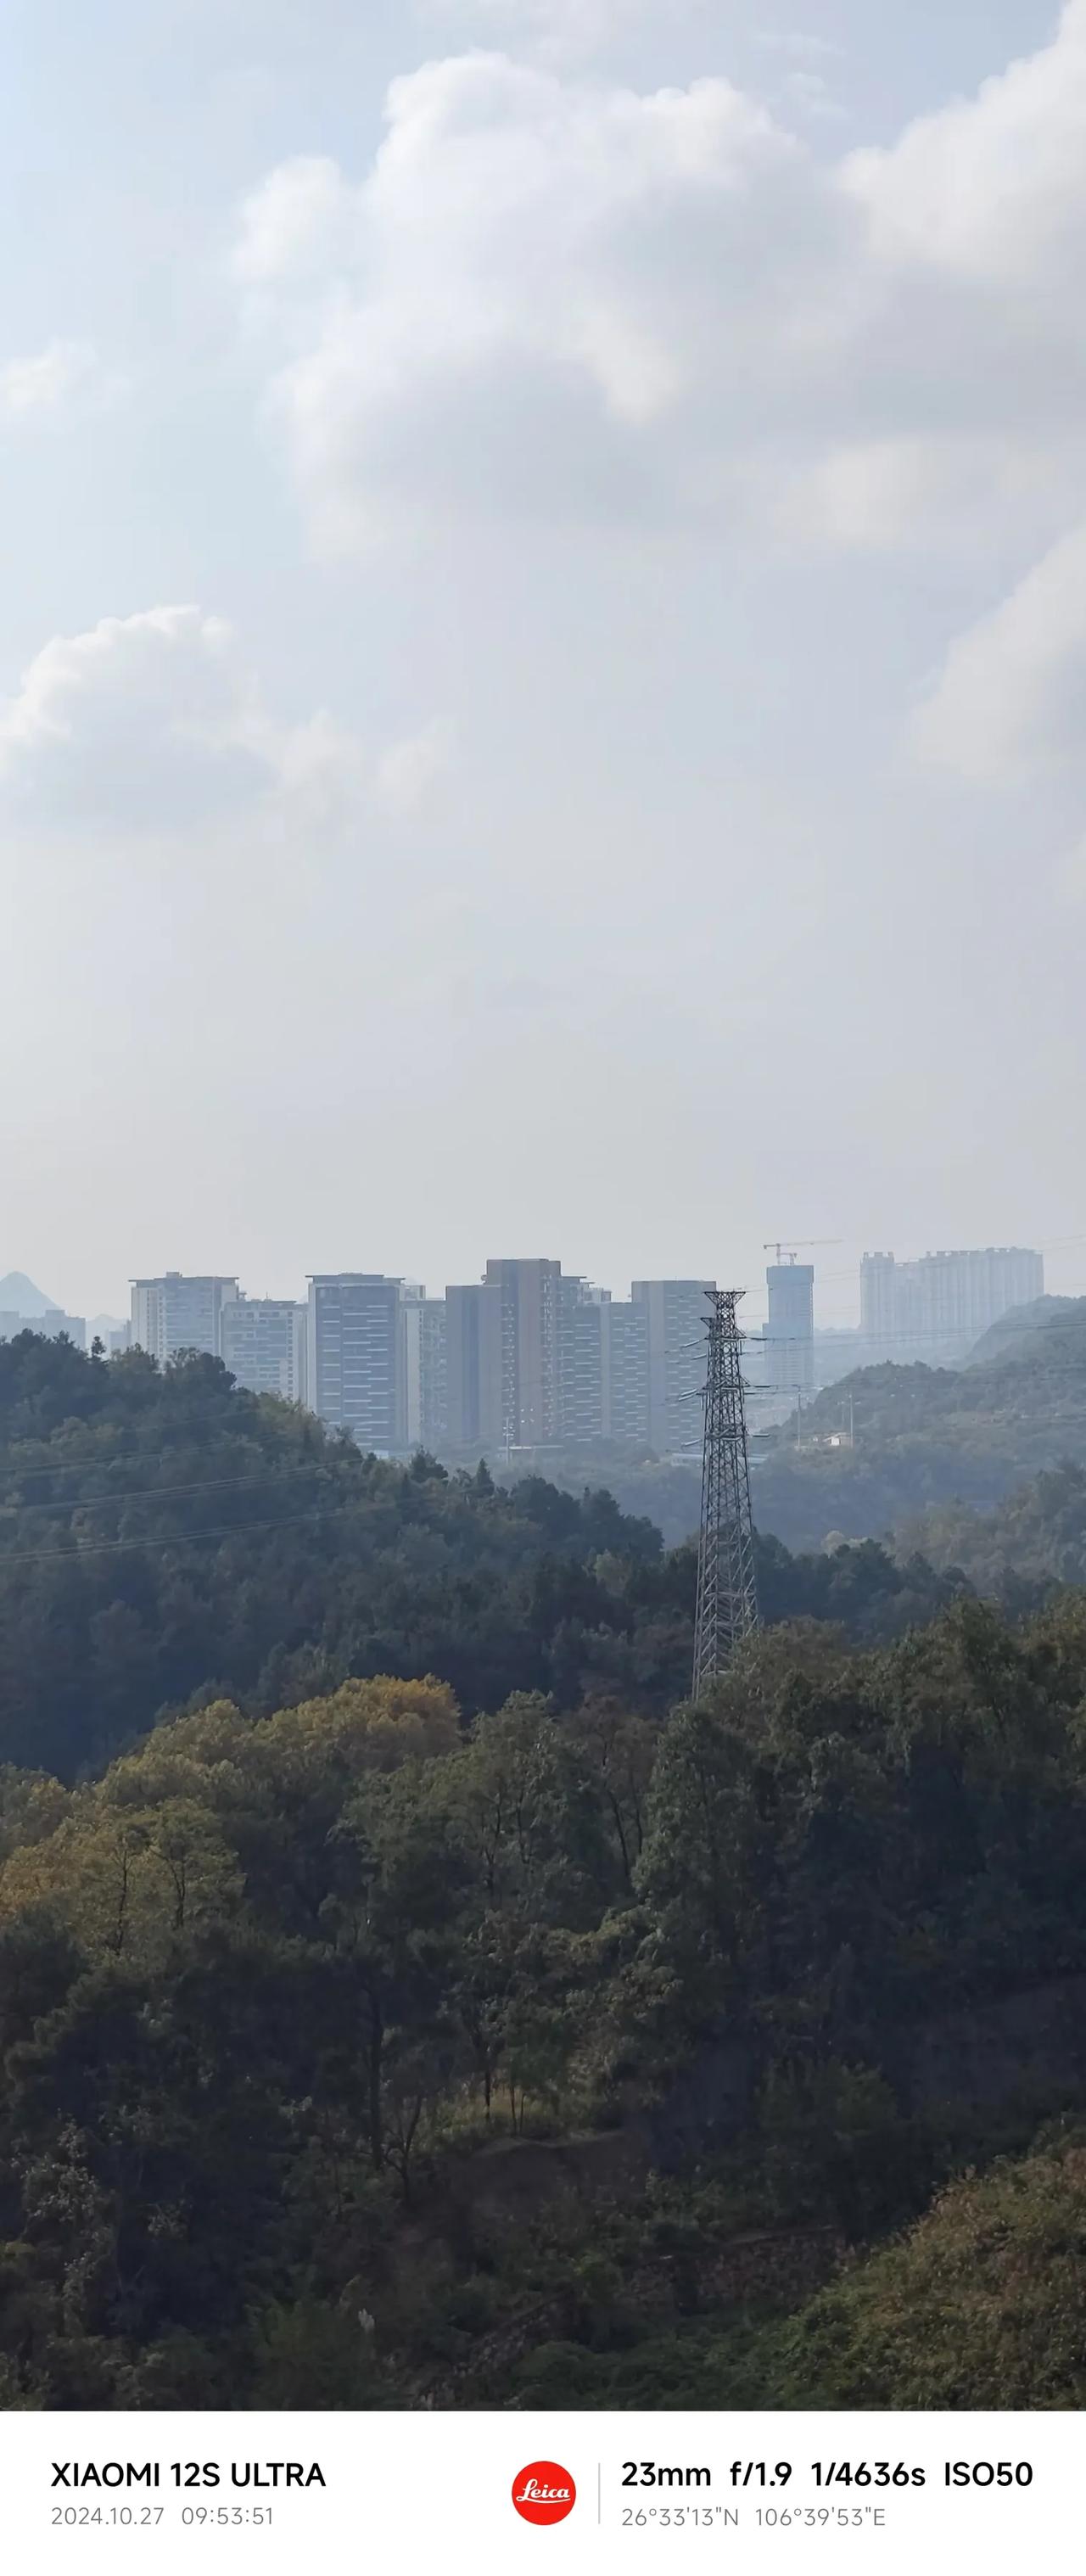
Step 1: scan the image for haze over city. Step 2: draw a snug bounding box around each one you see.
[0,1242,1055,1465]
[3,0,1086,1320]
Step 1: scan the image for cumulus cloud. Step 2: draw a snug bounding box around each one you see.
[226,0,1086,815]
[234,52,817,547]
[231,6,1086,572]
[0,607,450,833]
[915,522,1086,784]
[778,434,1065,556]
[0,339,118,423]
[232,155,358,289]
[375,714,456,815]
[842,3,1086,282]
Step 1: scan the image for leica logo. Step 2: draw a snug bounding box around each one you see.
[512,2461,577,2525]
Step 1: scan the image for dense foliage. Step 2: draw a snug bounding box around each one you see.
[507,2126,1086,2411]
[4,1335,1086,2411]
[898,1459,1086,1604]
[0,1335,675,1780]
[0,1335,961,1782]
[5,1549,1086,2406]
[764,2125,1086,2410]
[753,1302,1086,1553]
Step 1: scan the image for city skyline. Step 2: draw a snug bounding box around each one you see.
[1,1240,1052,1458]
[0,1225,1078,1338]
[118,1245,1049,1450]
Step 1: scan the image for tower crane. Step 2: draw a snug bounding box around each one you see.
[763,1238,842,1266]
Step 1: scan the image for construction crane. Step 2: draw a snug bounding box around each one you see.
[763,1238,842,1267]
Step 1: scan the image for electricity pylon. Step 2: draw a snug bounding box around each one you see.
[691,1288,760,1702]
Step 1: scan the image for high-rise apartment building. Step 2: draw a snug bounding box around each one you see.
[482,1258,564,1447]
[558,1285,651,1445]
[445,1282,494,1450]
[130,1274,238,1364]
[764,1262,815,1395]
[436,1272,650,1452]
[860,1246,1044,1365]
[401,1286,449,1449]
[307,1274,406,1451]
[561,1282,608,1444]
[605,1297,651,1442]
[418,1297,448,1448]
[859,1253,898,1357]
[631,1278,715,1453]
[400,1283,425,1447]
[221,1294,307,1403]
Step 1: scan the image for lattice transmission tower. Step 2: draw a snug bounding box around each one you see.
[691,1289,760,1702]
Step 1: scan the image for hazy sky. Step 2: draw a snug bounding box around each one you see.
[2,0,1084,1325]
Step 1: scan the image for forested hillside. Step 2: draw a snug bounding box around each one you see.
[966,1295,1084,1366]
[0,1334,960,1781]
[5,1333,1086,2411]
[487,1302,1086,1557]
[5,1571,1086,2405]
[897,1461,1086,1603]
[747,1302,1086,1554]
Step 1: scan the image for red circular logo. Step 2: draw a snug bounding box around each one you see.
[512,2462,577,2526]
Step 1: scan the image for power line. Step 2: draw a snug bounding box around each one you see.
[0,1461,349,1520]
[754,1329,1086,1348]
[766,1233,1086,1288]
[0,1418,350,1498]
[0,1499,363,1571]
[0,1402,297,1483]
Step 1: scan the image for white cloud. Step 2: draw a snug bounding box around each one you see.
[231,5,1086,574]
[0,339,118,423]
[375,714,456,815]
[234,53,813,548]
[0,608,266,826]
[914,521,1086,784]
[232,155,358,288]
[0,607,449,833]
[225,0,1086,844]
[842,0,1086,282]
[779,434,1066,556]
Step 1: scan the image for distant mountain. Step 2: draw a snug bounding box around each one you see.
[0,1272,59,1316]
[746,1308,1086,1554]
[966,1296,1086,1367]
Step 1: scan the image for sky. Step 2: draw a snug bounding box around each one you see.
[2,0,1084,1326]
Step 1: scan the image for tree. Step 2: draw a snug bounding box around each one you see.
[635,1704,771,2019]
[565,1697,656,1890]
[0,1799,241,1968]
[448,1696,610,1926]
[326,1766,470,2173]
